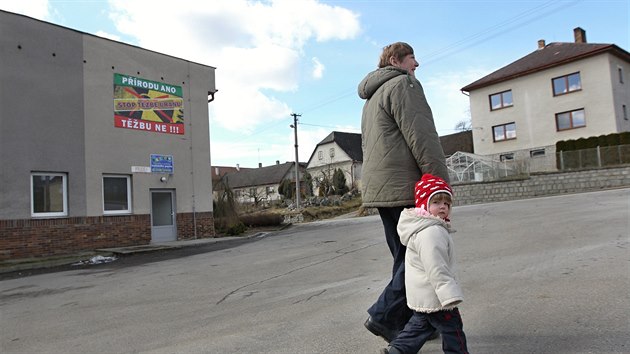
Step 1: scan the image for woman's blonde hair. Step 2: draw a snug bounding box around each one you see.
[378,42,414,68]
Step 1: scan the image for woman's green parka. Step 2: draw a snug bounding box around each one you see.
[358,66,449,207]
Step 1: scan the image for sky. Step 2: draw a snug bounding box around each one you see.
[2,0,628,168]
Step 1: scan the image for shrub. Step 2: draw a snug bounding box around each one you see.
[239,213,284,227]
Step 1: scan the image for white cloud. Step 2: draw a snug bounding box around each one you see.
[106,0,361,134]
[0,0,49,20]
[95,31,121,42]
[311,57,325,79]
[423,68,491,136]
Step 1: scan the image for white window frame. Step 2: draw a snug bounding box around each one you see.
[103,175,132,215]
[31,172,68,217]
[318,151,323,160]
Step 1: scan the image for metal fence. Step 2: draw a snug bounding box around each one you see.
[448,145,630,183]
[557,144,630,170]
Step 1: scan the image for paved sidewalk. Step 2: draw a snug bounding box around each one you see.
[0,230,276,274]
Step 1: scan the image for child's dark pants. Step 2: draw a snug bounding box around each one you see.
[388,308,468,354]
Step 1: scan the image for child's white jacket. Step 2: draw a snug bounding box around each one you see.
[397,208,463,313]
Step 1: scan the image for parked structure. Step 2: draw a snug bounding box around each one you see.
[0,11,217,260]
[461,27,630,172]
[305,131,363,195]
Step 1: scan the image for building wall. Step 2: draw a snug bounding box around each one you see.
[80,35,215,216]
[451,165,630,206]
[609,55,630,132]
[1,13,88,219]
[470,53,625,157]
[0,11,216,260]
[307,142,359,194]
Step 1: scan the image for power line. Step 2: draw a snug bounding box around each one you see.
[290,0,583,119]
[220,0,584,144]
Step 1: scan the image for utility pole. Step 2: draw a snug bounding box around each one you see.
[290,113,301,211]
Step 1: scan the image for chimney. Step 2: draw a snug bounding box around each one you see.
[259,163,262,168]
[574,27,586,43]
[236,164,240,171]
[537,39,546,49]
[276,160,280,165]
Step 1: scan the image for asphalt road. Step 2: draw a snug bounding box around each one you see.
[1,188,629,354]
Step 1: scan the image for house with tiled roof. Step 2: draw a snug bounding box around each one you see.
[461,27,630,172]
[439,130,474,156]
[218,161,305,205]
[305,131,363,195]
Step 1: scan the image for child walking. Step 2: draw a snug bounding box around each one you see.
[381,174,469,354]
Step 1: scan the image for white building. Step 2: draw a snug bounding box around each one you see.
[461,27,630,172]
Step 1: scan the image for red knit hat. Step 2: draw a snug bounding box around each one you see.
[415,174,453,211]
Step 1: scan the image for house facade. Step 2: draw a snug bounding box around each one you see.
[218,162,304,206]
[305,131,363,195]
[0,11,217,260]
[461,27,630,172]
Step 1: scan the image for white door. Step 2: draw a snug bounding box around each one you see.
[151,190,176,242]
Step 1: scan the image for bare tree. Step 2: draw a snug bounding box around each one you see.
[455,119,472,131]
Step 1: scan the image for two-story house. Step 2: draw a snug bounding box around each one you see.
[461,27,630,172]
[305,131,363,195]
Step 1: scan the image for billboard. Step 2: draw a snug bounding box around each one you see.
[113,74,185,135]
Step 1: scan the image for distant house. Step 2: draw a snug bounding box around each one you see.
[218,162,305,205]
[461,27,630,172]
[439,130,474,156]
[305,131,363,195]
[303,130,473,196]
[211,165,251,200]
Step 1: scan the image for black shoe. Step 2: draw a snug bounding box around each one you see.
[364,316,398,343]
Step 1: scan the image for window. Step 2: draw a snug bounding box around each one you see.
[489,90,513,110]
[619,67,624,84]
[552,72,581,96]
[530,149,546,158]
[492,122,516,142]
[31,172,67,217]
[103,175,131,214]
[499,153,514,162]
[266,186,275,195]
[318,151,323,160]
[329,148,335,157]
[556,108,586,131]
[249,188,256,196]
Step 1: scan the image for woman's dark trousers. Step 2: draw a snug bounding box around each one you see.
[367,206,413,331]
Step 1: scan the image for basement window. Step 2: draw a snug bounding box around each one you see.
[499,153,514,162]
[530,149,546,158]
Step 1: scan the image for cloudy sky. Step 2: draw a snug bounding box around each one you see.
[1,0,627,168]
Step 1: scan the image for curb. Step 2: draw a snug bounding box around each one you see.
[0,227,289,274]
